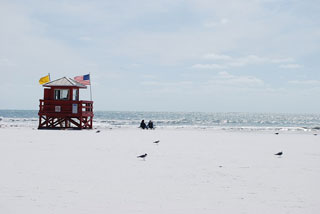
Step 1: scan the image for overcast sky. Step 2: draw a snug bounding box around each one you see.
[0,0,319,113]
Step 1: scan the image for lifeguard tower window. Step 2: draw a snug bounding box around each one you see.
[54,89,69,100]
[72,89,79,101]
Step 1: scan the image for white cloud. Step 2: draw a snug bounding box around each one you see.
[0,58,15,66]
[141,80,193,87]
[220,18,229,24]
[228,76,264,86]
[141,74,157,79]
[140,81,159,86]
[203,18,229,28]
[192,63,227,69]
[228,55,267,67]
[203,53,232,60]
[227,55,294,67]
[217,71,234,78]
[270,57,294,63]
[194,53,298,69]
[139,80,195,95]
[288,80,320,85]
[83,63,98,67]
[279,64,303,69]
[78,36,93,41]
[207,71,264,87]
[0,0,319,112]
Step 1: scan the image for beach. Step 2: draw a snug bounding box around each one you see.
[1,0,320,213]
[0,127,319,213]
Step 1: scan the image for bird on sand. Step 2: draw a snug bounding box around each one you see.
[137,153,147,160]
[153,140,160,144]
[96,130,100,133]
[274,151,283,156]
[275,132,279,135]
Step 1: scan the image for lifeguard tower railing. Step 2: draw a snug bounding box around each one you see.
[38,100,93,129]
[39,100,93,116]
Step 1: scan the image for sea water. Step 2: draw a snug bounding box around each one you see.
[0,110,319,132]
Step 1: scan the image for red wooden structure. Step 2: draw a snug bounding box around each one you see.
[38,77,94,129]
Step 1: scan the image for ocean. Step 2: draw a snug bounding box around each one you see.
[0,110,319,132]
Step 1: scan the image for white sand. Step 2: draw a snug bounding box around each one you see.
[0,128,319,213]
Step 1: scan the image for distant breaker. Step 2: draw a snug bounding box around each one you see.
[38,77,94,129]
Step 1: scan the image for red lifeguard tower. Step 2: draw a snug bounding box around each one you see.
[38,77,94,129]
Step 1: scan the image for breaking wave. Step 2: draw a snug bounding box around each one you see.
[1,110,319,132]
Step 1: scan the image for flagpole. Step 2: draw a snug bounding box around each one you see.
[89,73,92,101]
[48,73,51,81]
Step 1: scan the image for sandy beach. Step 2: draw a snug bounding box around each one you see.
[0,127,319,213]
[1,0,320,213]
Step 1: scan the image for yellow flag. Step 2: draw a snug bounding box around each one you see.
[39,75,50,85]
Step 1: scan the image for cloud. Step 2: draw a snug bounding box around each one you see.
[0,58,15,66]
[78,36,93,41]
[279,64,303,69]
[0,0,319,112]
[224,55,294,67]
[0,1,99,90]
[140,81,159,86]
[206,71,264,87]
[139,80,195,94]
[192,63,227,69]
[139,72,264,96]
[141,80,193,87]
[203,53,232,60]
[218,71,234,78]
[228,55,267,67]
[193,53,297,69]
[288,80,320,85]
[270,58,294,63]
[141,74,157,79]
[203,18,229,28]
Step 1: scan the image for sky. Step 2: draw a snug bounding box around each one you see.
[0,0,319,113]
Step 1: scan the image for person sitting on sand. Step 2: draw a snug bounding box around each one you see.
[139,120,148,129]
[147,120,154,129]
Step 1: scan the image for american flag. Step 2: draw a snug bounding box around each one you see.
[74,74,90,85]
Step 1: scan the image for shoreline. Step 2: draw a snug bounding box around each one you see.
[0,124,319,135]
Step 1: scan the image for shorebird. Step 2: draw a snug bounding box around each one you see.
[153,140,160,144]
[275,132,279,135]
[96,130,101,133]
[274,151,283,157]
[137,153,147,160]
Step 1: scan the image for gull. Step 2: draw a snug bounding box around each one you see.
[274,151,283,157]
[137,153,147,160]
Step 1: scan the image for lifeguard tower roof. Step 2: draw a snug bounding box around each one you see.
[43,77,87,88]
